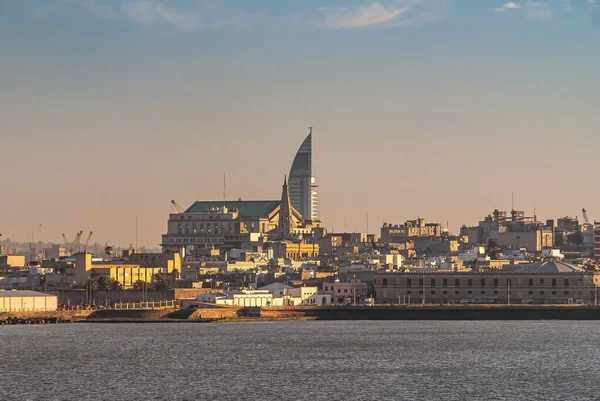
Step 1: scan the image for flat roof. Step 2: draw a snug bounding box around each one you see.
[0,290,57,298]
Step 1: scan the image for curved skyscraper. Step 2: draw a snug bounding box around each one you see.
[289,130,318,221]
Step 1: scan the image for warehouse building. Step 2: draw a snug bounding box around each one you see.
[0,290,58,312]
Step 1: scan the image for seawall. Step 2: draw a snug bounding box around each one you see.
[260,305,600,320]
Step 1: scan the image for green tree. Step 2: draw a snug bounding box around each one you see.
[153,273,172,291]
[567,231,584,245]
[486,239,502,260]
[92,276,121,291]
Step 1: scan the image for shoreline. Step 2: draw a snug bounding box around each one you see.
[6,305,600,323]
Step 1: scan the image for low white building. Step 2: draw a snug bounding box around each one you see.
[0,290,58,312]
[215,289,273,307]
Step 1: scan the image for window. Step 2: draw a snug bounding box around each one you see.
[382,278,388,287]
[552,291,556,295]
[468,279,472,286]
[337,289,341,293]
[455,278,460,287]
[344,289,348,293]
[494,279,498,287]
[443,291,447,295]
[467,291,472,295]
[431,291,436,294]
[481,291,485,294]
[540,291,545,295]
[528,291,533,295]
[407,278,412,287]
[481,279,485,287]
[443,278,448,287]
[430,279,435,287]
[564,279,569,286]
[419,278,423,287]
[564,291,569,295]
[455,291,460,295]
[493,291,498,295]
[407,291,412,295]
[552,279,557,287]
[419,290,423,294]
[529,279,534,286]
[540,279,545,285]
[192,224,197,234]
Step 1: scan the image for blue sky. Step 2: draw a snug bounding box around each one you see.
[1,0,600,246]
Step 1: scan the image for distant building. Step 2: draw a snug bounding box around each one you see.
[375,260,598,304]
[462,209,553,252]
[595,223,600,261]
[0,290,58,312]
[289,131,319,222]
[381,218,443,243]
[0,255,25,268]
[69,252,179,287]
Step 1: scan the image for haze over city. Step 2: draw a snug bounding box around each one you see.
[2,0,600,247]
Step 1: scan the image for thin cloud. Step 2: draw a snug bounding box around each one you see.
[317,6,350,12]
[526,1,553,21]
[494,2,521,12]
[70,0,204,31]
[319,1,446,30]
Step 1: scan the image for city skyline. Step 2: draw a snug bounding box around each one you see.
[2,1,600,246]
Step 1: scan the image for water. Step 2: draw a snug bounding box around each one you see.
[1,321,598,400]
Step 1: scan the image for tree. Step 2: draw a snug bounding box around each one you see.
[486,239,502,260]
[91,276,121,291]
[567,231,584,245]
[153,273,172,291]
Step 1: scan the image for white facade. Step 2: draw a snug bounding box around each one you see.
[0,290,58,312]
[215,289,273,307]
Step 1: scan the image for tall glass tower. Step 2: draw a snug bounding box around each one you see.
[288,130,318,221]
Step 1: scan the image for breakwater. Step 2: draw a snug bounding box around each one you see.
[6,305,600,323]
[261,305,600,320]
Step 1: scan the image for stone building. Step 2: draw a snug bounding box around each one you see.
[374,260,599,304]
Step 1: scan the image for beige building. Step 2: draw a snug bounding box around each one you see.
[0,290,58,312]
[381,219,443,243]
[69,252,180,288]
[375,261,600,304]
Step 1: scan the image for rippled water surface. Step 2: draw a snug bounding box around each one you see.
[1,321,599,400]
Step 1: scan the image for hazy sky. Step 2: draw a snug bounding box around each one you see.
[2,0,600,247]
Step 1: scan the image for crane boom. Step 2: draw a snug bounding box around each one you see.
[68,230,83,254]
[582,208,590,225]
[62,233,69,245]
[84,231,93,252]
[171,199,184,214]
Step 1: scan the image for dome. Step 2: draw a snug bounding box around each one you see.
[517,261,585,273]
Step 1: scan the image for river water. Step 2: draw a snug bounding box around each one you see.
[1,321,598,400]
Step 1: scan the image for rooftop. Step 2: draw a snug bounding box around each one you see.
[0,290,57,298]
[185,200,280,218]
[517,261,585,273]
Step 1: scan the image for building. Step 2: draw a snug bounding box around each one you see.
[0,255,26,268]
[595,223,600,261]
[270,241,320,260]
[289,130,318,222]
[69,252,179,288]
[463,209,553,252]
[381,219,443,243]
[215,289,273,306]
[0,290,58,312]
[374,260,599,304]
[322,279,364,305]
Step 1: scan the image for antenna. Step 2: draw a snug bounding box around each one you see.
[511,190,514,211]
[223,174,227,203]
[135,215,138,250]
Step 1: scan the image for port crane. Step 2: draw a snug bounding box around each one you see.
[84,231,94,252]
[171,199,184,214]
[582,208,590,225]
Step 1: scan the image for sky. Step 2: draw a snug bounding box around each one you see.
[1,0,600,248]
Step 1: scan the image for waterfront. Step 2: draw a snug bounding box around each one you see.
[2,321,599,400]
